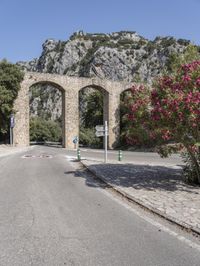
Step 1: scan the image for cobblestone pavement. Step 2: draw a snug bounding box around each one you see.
[82,159,200,234]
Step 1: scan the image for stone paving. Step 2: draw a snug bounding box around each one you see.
[82,159,200,234]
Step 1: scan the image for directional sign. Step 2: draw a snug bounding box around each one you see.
[95,125,104,131]
[95,131,105,137]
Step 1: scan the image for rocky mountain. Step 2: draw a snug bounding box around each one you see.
[17,30,195,120]
[18,30,193,82]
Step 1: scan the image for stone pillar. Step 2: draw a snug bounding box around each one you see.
[64,89,79,149]
[13,84,30,146]
[108,92,120,149]
[61,91,66,148]
[103,90,109,123]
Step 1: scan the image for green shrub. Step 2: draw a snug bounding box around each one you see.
[30,117,62,142]
[0,60,24,141]
[79,127,103,148]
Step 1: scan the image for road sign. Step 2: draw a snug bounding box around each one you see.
[73,136,78,144]
[95,121,108,163]
[95,123,109,138]
[95,125,104,131]
[95,131,104,137]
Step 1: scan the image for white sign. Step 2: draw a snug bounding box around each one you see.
[95,131,105,137]
[95,121,108,163]
[95,125,104,131]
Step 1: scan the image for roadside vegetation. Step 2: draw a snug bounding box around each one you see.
[77,45,200,184]
[79,89,103,148]
[30,117,62,143]
[124,45,200,184]
[0,60,24,143]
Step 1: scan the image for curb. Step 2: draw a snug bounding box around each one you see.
[81,160,200,236]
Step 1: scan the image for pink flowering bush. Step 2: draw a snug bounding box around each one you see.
[126,61,200,183]
[122,85,154,147]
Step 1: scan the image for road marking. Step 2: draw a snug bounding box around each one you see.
[21,154,53,159]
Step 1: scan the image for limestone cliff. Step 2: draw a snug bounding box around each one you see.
[17,30,196,120]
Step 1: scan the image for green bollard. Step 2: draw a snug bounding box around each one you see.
[118,150,122,161]
[77,148,81,161]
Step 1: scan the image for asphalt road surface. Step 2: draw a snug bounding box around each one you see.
[0,145,199,266]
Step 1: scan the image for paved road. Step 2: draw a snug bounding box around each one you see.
[66,147,183,167]
[0,146,200,266]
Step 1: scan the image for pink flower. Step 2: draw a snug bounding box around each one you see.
[161,130,171,141]
[196,77,200,86]
[183,75,191,82]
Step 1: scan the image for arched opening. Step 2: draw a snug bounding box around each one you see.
[79,85,109,149]
[29,82,65,147]
[120,86,156,150]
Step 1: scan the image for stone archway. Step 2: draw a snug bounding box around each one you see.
[13,72,131,149]
[78,84,109,148]
[29,82,65,146]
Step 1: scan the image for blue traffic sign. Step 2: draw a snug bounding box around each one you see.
[73,136,78,144]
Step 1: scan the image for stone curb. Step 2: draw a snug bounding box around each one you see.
[81,160,200,236]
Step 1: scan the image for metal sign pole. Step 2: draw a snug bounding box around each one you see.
[10,114,15,146]
[104,121,108,163]
[10,127,12,146]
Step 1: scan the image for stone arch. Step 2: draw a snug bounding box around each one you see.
[29,81,66,146]
[78,84,109,122]
[13,74,66,147]
[13,72,132,149]
[119,85,133,95]
[78,84,109,148]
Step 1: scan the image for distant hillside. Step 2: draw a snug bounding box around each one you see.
[17,30,199,120]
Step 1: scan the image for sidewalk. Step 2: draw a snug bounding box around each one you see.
[81,159,200,234]
[0,145,32,158]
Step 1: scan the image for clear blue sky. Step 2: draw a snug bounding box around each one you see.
[1,0,200,63]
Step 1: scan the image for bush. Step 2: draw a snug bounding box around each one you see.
[79,127,103,148]
[125,60,200,184]
[30,117,62,142]
[0,60,24,141]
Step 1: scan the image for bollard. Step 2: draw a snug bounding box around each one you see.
[77,148,81,161]
[118,150,122,161]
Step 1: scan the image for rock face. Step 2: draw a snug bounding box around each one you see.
[17,30,193,120]
[29,84,62,121]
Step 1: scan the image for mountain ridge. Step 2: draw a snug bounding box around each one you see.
[17,30,194,83]
[17,30,198,122]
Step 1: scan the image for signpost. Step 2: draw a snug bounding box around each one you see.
[10,114,15,146]
[73,136,78,149]
[95,131,105,137]
[95,121,108,163]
